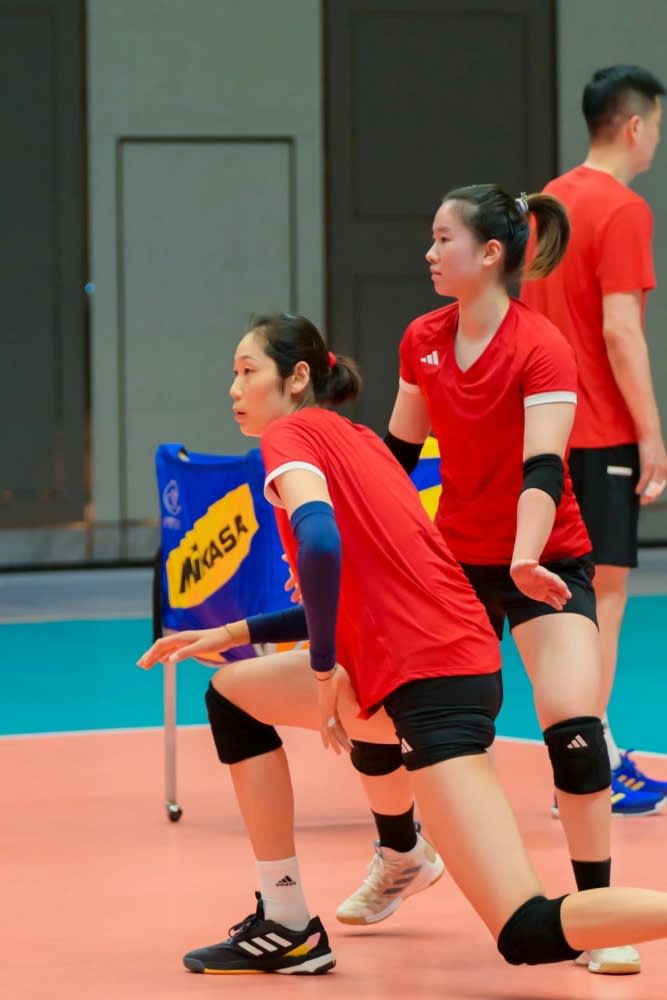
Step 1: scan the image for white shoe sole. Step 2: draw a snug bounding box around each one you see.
[277,952,336,974]
[575,951,641,975]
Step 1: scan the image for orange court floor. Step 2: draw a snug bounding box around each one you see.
[2,725,666,1000]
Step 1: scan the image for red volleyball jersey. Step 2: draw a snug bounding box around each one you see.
[398,299,591,564]
[521,166,655,448]
[260,407,500,713]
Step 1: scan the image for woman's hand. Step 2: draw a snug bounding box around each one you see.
[137,625,238,670]
[315,666,352,755]
[281,553,302,604]
[510,559,572,611]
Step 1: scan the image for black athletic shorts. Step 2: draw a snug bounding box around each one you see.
[461,557,597,641]
[383,672,503,771]
[568,444,640,568]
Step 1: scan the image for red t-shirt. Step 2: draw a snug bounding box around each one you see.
[399,298,591,564]
[520,165,655,448]
[260,407,500,713]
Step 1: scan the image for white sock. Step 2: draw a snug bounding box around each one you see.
[256,857,310,930]
[602,713,622,771]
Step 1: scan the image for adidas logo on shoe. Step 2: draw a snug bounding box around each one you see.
[275,875,297,887]
[567,735,589,749]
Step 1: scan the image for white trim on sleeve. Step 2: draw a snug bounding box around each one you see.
[524,390,577,408]
[399,377,422,395]
[263,461,327,507]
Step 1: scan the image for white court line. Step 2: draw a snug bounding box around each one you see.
[498,734,667,759]
[0,728,665,759]
[0,612,150,624]
[0,723,209,741]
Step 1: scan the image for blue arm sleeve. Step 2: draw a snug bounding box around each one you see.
[246,606,308,644]
[290,500,341,673]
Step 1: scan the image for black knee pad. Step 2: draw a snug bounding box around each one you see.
[543,715,610,794]
[205,682,282,765]
[350,740,403,776]
[497,895,582,965]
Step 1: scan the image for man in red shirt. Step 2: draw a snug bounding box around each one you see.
[521,65,667,809]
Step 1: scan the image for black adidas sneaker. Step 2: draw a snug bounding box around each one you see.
[183,892,336,975]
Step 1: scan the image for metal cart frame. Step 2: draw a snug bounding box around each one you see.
[153,548,183,822]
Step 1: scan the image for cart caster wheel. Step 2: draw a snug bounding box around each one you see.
[166,802,183,822]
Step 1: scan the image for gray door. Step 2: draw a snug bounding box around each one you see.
[0,0,87,528]
[324,0,557,432]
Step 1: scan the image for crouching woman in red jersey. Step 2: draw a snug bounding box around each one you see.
[138,313,667,977]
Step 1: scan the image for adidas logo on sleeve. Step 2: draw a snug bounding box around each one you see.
[419,351,439,366]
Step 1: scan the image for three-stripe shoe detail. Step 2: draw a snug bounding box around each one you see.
[237,931,313,956]
[381,865,420,897]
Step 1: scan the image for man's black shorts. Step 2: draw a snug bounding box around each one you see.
[568,443,640,568]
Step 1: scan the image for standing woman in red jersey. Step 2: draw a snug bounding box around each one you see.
[339,185,641,975]
[137,313,667,979]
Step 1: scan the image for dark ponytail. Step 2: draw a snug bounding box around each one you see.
[247,313,362,406]
[522,192,569,279]
[444,184,569,282]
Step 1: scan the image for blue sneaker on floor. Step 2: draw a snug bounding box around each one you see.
[610,773,664,815]
[552,774,664,818]
[613,750,667,798]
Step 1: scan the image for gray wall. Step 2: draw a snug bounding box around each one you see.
[557,0,667,540]
[9,0,667,564]
[87,0,323,556]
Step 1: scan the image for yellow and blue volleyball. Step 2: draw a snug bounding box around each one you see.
[410,436,441,521]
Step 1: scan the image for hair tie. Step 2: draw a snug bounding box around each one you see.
[327,351,336,369]
[515,193,529,216]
